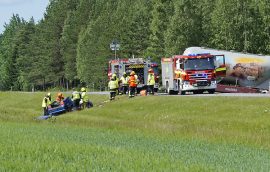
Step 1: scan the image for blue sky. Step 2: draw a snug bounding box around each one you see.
[0,0,49,33]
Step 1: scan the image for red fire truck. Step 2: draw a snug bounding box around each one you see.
[161,54,225,95]
[108,58,159,92]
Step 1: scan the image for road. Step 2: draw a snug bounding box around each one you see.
[88,91,270,97]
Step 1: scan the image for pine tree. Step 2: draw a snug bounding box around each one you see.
[164,0,202,56]
[146,0,174,61]
[0,14,23,90]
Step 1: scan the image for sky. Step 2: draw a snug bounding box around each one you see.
[0,0,49,33]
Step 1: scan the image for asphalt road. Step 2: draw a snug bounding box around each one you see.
[88,91,270,97]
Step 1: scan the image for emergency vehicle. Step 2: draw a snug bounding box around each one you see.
[161,54,225,95]
[184,47,270,93]
[108,58,159,91]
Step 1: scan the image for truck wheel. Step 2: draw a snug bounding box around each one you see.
[165,82,170,94]
[179,90,185,95]
[168,90,174,95]
[197,90,204,94]
[208,89,215,94]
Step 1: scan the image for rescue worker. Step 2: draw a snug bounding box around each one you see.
[56,92,64,105]
[147,68,155,95]
[108,75,118,100]
[112,74,120,95]
[120,72,129,95]
[128,71,137,98]
[81,87,89,109]
[71,88,81,109]
[42,92,51,116]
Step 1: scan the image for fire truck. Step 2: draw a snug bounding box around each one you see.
[108,58,159,92]
[184,47,270,93]
[161,54,225,95]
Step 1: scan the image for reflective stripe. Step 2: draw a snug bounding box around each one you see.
[215,67,226,72]
[129,64,144,68]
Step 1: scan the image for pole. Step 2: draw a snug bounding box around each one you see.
[114,46,117,60]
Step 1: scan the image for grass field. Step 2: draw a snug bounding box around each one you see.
[1,92,270,171]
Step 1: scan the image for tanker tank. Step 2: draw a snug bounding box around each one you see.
[183,47,270,90]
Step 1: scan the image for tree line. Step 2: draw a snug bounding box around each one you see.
[0,0,269,91]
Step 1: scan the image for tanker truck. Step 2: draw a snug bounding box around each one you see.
[183,47,270,93]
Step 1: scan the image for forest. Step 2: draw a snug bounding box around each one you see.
[0,0,269,91]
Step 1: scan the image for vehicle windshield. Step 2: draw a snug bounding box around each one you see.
[184,58,215,70]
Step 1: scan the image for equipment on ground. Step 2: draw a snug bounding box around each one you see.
[108,58,159,92]
[183,47,270,93]
[161,54,224,95]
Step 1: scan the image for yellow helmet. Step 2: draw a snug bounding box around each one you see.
[81,87,86,92]
[112,74,117,78]
[46,92,51,97]
[130,71,135,76]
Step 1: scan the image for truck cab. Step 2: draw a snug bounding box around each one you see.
[162,54,225,95]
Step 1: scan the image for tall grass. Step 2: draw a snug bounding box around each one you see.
[1,92,270,171]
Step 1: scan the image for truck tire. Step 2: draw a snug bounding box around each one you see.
[168,89,178,95]
[179,90,186,95]
[208,89,215,94]
[193,90,203,94]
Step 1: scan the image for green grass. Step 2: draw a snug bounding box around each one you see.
[1,92,270,171]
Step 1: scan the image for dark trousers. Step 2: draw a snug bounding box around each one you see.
[73,99,80,109]
[43,107,48,116]
[129,86,136,97]
[110,89,117,100]
[121,85,128,94]
[147,85,154,95]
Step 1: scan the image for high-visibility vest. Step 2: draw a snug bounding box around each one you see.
[147,74,155,85]
[175,70,182,78]
[129,75,137,87]
[134,75,138,84]
[81,92,89,102]
[108,80,118,90]
[115,78,119,88]
[120,76,129,86]
[42,97,51,108]
[72,91,81,100]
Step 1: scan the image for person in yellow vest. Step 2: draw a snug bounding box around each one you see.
[175,69,182,78]
[108,76,118,100]
[112,73,119,95]
[80,87,89,109]
[42,92,51,116]
[119,72,129,95]
[71,88,81,109]
[147,68,155,95]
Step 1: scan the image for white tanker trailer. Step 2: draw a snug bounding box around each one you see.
[183,47,270,93]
